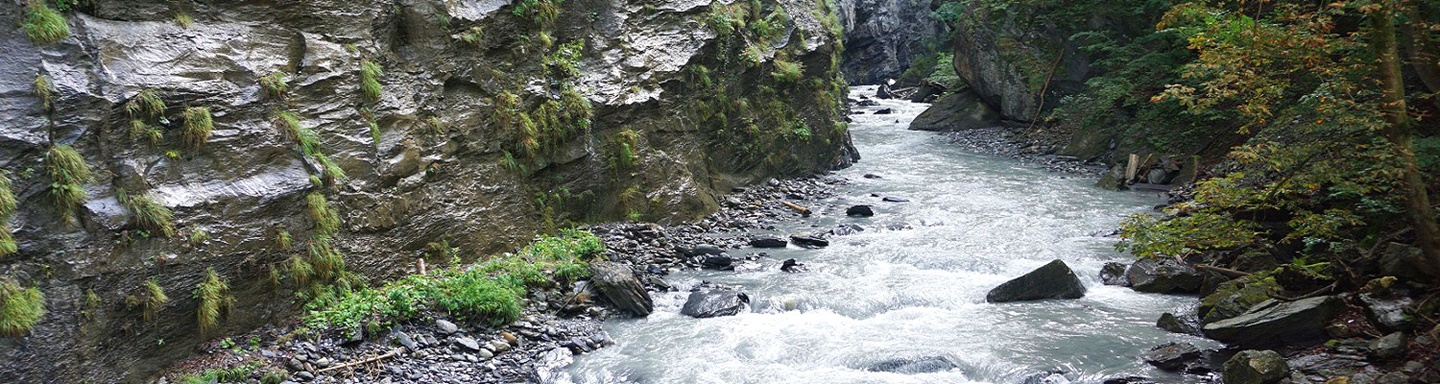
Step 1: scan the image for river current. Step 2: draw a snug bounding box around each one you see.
[562,86,1216,384]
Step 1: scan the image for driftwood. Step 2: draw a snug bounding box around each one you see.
[317,348,403,373]
[780,201,812,216]
[1193,264,1251,278]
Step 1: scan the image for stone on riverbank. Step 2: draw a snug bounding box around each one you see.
[1126,258,1205,294]
[1202,295,1343,348]
[1222,350,1289,384]
[847,205,875,217]
[1100,262,1129,286]
[681,289,750,318]
[985,259,1087,303]
[588,262,654,317]
[1139,342,1203,371]
[1156,312,1202,336]
[750,237,788,248]
[907,91,1002,132]
[789,234,830,248]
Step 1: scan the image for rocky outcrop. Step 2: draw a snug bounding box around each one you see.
[0,0,854,382]
[1202,295,1344,349]
[587,262,653,317]
[985,259,1086,303]
[945,2,1092,121]
[1126,258,1205,294]
[907,91,1001,131]
[836,0,939,84]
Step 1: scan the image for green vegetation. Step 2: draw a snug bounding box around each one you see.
[306,192,340,236]
[175,13,193,28]
[126,278,169,322]
[610,129,641,169]
[304,230,602,336]
[193,268,233,334]
[126,89,167,118]
[460,26,485,45]
[770,58,803,84]
[359,60,383,102]
[34,74,56,112]
[172,362,283,384]
[422,116,447,136]
[180,106,214,151]
[45,144,90,223]
[116,189,176,238]
[272,110,302,143]
[0,279,45,336]
[22,1,70,45]
[260,73,288,98]
[512,0,562,26]
[81,289,101,320]
[0,172,17,257]
[188,229,209,246]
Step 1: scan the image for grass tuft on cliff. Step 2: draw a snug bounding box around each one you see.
[181,106,214,151]
[125,278,170,322]
[194,268,234,334]
[359,60,383,102]
[22,1,70,45]
[303,230,603,336]
[1,278,46,337]
[306,192,341,236]
[34,74,57,112]
[260,73,288,98]
[1,172,17,257]
[46,144,91,223]
[116,189,176,238]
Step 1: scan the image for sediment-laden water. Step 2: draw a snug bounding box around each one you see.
[562,86,1216,384]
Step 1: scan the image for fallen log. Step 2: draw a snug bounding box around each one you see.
[780,201,811,216]
[317,347,403,373]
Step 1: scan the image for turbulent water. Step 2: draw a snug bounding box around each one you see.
[562,86,1216,384]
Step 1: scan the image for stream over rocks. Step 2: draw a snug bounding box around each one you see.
[561,87,1219,383]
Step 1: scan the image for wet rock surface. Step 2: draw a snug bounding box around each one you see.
[985,259,1086,303]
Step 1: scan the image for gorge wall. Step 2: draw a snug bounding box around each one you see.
[0,0,854,382]
[835,0,937,85]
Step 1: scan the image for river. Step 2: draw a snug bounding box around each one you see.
[561,86,1217,383]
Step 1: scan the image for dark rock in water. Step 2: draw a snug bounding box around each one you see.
[876,83,895,99]
[881,196,910,202]
[1020,371,1069,384]
[1102,377,1156,384]
[830,224,864,236]
[700,255,734,269]
[985,259,1087,303]
[874,108,894,115]
[1140,342,1203,371]
[908,91,1002,131]
[1126,258,1204,294]
[909,82,945,103]
[846,205,875,217]
[687,244,725,257]
[645,264,666,275]
[1100,262,1129,286]
[866,356,956,374]
[681,289,749,318]
[1222,350,1289,384]
[780,259,804,273]
[863,174,883,179]
[1156,312,1202,336]
[789,234,830,248]
[749,237,788,248]
[856,99,880,107]
[1202,295,1343,348]
[1369,332,1407,360]
[588,262,654,317]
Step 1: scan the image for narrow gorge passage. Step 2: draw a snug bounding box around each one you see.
[560,87,1220,383]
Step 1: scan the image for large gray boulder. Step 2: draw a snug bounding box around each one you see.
[681,289,749,318]
[986,259,1086,303]
[1139,342,1203,371]
[1202,295,1344,348]
[588,262,654,317]
[1221,350,1290,384]
[907,91,1001,131]
[1126,258,1205,294]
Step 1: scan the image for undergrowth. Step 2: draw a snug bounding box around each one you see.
[22,1,70,45]
[116,188,176,238]
[46,144,91,223]
[1,278,46,337]
[194,268,234,334]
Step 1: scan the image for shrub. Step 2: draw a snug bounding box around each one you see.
[34,74,56,112]
[125,278,169,322]
[308,237,345,282]
[260,73,288,98]
[46,145,90,222]
[22,1,69,45]
[125,89,166,119]
[116,188,176,238]
[181,106,214,150]
[273,110,302,143]
[0,279,46,336]
[359,60,383,102]
[771,58,804,84]
[193,268,233,334]
[306,192,340,236]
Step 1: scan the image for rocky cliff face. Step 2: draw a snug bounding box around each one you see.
[945,2,1090,122]
[0,0,853,382]
[836,0,937,85]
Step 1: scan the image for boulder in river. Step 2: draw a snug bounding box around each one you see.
[700,255,734,269]
[789,234,829,248]
[1155,312,1202,336]
[1139,342,1203,371]
[749,237,788,248]
[985,259,1087,303]
[874,108,894,115]
[1221,350,1289,384]
[866,356,956,374]
[847,205,875,217]
[780,259,805,273]
[1126,258,1205,294]
[588,262,654,317]
[882,196,910,203]
[686,244,725,257]
[680,289,749,318]
[1100,262,1129,286]
[830,223,865,236]
[907,91,1002,131]
[1202,295,1343,348]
